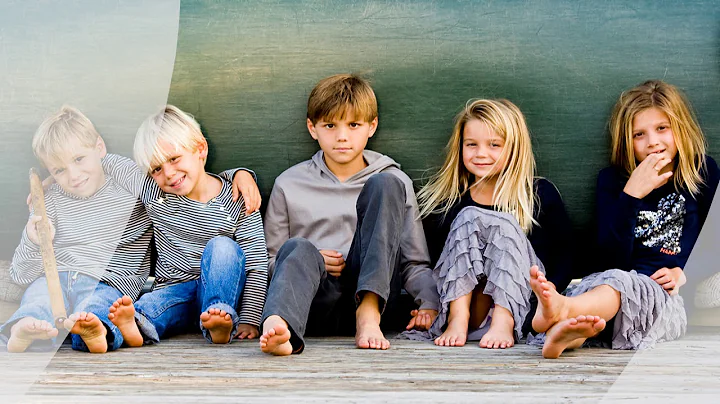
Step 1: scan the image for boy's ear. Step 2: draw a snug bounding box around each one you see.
[307,118,319,140]
[367,117,379,138]
[196,138,209,159]
[95,137,107,158]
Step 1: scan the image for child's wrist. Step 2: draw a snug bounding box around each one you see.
[622,185,644,199]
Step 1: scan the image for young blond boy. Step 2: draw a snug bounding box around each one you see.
[103,105,267,345]
[1,106,153,353]
[259,74,439,355]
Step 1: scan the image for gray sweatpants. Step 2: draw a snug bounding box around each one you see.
[261,173,407,353]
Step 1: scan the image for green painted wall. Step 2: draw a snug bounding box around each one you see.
[1,1,718,260]
[167,0,720,245]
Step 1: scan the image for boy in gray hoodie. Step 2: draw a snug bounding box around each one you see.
[259,74,439,355]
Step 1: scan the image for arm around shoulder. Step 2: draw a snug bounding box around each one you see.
[102,153,149,200]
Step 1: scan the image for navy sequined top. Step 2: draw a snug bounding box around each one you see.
[596,155,720,276]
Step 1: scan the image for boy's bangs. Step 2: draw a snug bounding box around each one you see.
[34,115,98,166]
[137,123,198,173]
[147,137,177,172]
[41,144,86,170]
[322,102,374,123]
[37,131,97,169]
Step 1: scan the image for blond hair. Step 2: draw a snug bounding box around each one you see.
[134,105,206,173]
[307,74,377,124]
[418,99,537,233]
[32,106,100,167]
[609,80,707,196]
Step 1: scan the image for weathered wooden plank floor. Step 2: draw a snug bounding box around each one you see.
[2,327,719,403]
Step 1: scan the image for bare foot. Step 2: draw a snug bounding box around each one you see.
[64,312,108,353]
[542,315,606,359]
[355,302,389,350]
[6,317,59,353]
[479,306,515,349]
[434,315,468,347]
[259,315,293,356]
[108,296,143,347]
[530,265,568,333]
[200,308,233,344]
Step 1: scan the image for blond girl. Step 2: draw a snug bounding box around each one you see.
[405,99,574,349]
[530,80,719,358]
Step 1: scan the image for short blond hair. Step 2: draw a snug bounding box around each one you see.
[134,105,206,173]
[307,74,377,124]
[32,106,100,167]
[609,80,707,195]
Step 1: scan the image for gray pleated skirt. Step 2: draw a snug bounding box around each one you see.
[402,206,541,342]
[527,269,687,350]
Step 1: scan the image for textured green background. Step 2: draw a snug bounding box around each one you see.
[167,0,720,256]
[1,0,718,259]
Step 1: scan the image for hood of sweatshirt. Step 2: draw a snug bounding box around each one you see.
[311,149,400,184]
[265,149,408,260]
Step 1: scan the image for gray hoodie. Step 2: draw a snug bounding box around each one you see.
[264,149,439,311]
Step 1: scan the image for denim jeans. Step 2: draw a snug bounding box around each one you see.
[133,236,247,344]
[0,272,124,352]
[261,173,406,353]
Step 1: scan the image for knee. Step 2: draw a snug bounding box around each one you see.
[359,174,407,213]
[203,236,245,264]
[364,173,406,198]
[276,237,324,273]
[279,237,317,256]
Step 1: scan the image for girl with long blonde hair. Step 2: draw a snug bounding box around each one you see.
[405,99,574,349]
[529,80,719,358]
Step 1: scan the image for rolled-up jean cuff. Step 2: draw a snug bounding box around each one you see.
[134,310,160,344]
[199,302,239,343]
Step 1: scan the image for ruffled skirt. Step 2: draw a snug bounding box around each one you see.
[403,206,541,341]
[527,269,686,349]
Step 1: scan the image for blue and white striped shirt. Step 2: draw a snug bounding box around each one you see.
[11,154,153,300]
[102,154,268,326]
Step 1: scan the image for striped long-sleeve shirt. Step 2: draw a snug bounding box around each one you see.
[102,154,268,326]
[11,154,153,300]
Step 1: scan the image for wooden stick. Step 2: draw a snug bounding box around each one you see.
[29,168,67,327]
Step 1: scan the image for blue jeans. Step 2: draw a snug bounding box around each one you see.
[0,272,124,352]
[134,236,247,344]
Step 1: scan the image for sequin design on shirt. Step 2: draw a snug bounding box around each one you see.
[633,193,685,255]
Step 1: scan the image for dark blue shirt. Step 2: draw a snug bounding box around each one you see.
[596,156,720,276]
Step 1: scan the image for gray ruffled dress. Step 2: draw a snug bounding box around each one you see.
[527,269,687,349]
[403,206,542,342]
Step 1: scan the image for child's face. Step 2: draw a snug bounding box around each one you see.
[149,139,208,197]
[632,107,678,166]
[44,137,107,198]
[307,112,378,172]
[462,119,507,181]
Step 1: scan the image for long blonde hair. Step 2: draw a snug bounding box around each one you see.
[418,99,537,233]
[609,80,707,195]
